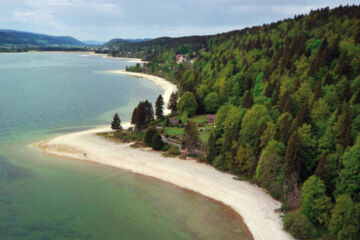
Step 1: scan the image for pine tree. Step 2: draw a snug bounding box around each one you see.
[168,92,178,113]
[340,79,351,102]
[131,100,154,130]
[323,73,333,85]
[241,90,254,108]
[206,130,217,163]
[144,100,154,123]
[315,153,328,182]
[291,102,309,132]
[155,95,164,119]
[279,113,292,144]
[284,131,301,183]
[311,82,322,105]
[111,113,122,131]
[309,38,329,75]
[336,52,352,78]
[334,105,351,148]
[182,121,200,152]
[328,36,340,60]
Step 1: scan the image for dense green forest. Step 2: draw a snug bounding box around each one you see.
[107,5,360,239]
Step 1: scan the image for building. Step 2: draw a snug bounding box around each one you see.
[176,54,187,64]
[207,114,216,124]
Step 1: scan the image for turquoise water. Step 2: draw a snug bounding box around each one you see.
[0,52,251,240]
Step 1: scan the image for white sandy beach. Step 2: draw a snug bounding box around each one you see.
[34,71,293,240]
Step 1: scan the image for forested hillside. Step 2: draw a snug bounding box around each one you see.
[109,5,360,239]
[0,29,85,51]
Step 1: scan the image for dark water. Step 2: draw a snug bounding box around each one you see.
[0,52,251,240]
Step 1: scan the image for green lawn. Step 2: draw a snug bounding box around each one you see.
[190,114,208,124]
[163,127,184,136]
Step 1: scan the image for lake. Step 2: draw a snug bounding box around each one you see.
[0,52,251,240]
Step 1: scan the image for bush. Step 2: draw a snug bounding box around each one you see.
[161,143,170,152]
[168,145,181,155]
[283,211,318,240]
[144,127,157,146]
[151,133,164,150]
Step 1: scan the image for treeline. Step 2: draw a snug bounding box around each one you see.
[104,35,210,60]
[119,5,360,239]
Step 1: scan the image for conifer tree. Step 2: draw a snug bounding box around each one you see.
[336,52,352,78]
[312,82,322,105]
[206,130,217,163]
[155,95,164,119]
[334,105,351,148]
[278,112,292,144]
[284,131,301,183]
[241,90,254,108]
[131,100,154,130]
[111,113,122,131]
[315,153,328,182]
[168,92,178,113]
[182,121,200,152]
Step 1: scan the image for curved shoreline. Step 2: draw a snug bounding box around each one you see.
[33,70,293,240]
[106,70,176,115]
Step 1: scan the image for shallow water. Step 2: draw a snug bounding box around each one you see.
[0,52,252,240]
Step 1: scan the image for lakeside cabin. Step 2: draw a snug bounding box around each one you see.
[169,117,181,126]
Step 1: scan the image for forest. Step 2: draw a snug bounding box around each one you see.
[107,5,360,240]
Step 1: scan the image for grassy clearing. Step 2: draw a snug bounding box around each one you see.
[97,130,144,143]
[190,114,207,124]
[163,127,184,136]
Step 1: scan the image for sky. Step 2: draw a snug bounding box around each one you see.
[0,0,359,42]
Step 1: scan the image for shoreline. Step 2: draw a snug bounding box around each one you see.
[107,70,177,115]
[2,50,144,63]
[32,58,293,240]
[33,125,292,240]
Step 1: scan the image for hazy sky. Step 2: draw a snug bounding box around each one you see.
[0,0,358,41]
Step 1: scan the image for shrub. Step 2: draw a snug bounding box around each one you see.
[144,127,157,146]
[168,145,181,155]
[151,133,164,150]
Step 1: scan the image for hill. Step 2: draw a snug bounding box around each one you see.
[108,5,360,240]
[82,40,105,46]
[0,29,85,48]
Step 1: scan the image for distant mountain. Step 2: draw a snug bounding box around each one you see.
[105,38,152,46]
[0,29,84,47]
[82,40,105,46]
